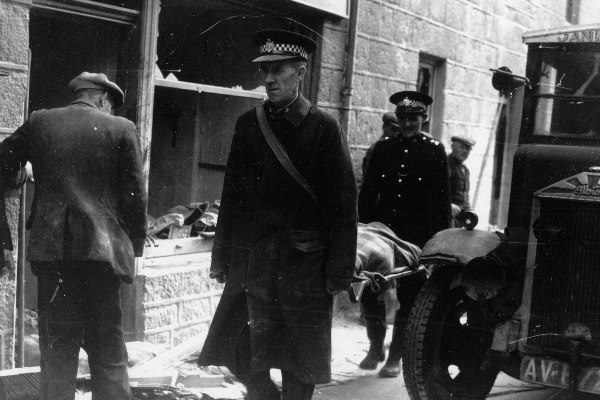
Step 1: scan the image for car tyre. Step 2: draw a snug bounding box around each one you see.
[403,273,498,400]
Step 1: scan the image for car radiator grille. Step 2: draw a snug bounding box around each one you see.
[527,199,600,352]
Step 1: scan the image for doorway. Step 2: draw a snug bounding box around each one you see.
[22,5,141,365]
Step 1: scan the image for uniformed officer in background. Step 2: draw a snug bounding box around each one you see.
[358,90,451,377]
[362,112,399,179]
[449,135,475,226]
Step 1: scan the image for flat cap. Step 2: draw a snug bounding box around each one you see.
[68,72,124,109]
[382,112,399,127]
[252,29,317,63]
[451,135,476,147]
[389,91,432,114]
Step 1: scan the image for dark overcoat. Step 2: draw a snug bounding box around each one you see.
[449,154,471,211]
[198,94,358,384]
[358,132,451,248]
[0,99,147,282]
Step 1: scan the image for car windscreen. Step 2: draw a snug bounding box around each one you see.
[529,46,600,138]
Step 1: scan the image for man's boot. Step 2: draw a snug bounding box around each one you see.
[359,320,386,369]
[379,312,406,378]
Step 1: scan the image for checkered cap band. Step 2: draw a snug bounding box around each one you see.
[397,97,426,109]
[259,39,308,59]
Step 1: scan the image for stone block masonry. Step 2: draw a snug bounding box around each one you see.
[142,252,223,347]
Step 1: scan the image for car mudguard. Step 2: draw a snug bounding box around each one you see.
[420,228,502,269]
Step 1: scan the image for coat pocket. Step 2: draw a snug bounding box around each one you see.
[290,230,329,252]
[280,230,329,298]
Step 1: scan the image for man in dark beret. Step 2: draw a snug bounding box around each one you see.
[198,30,357,399]
[0,72,147,399]
[449,134,475,226]
[362,112,400,179]
[358,91,451,377]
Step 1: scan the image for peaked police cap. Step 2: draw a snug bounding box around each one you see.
[252,29,317,63]
[389,91,433,115]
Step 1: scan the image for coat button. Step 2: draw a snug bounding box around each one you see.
[401,165,405,168]
[398,179,402,183]
[382,174,386,178]
[418,177,422,181]
[404,149,408,153]
[397,194,402,198]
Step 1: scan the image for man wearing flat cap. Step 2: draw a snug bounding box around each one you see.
[0,72,147,399]
[358,91,451,377]
[449,135,475,225]
[362,112,400,179]
[198,29,357,399]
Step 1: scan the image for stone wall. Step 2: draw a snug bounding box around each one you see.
[579,0,600,24]
[0,0,30,370]
[141,253,223,347]
[317,0,574,227]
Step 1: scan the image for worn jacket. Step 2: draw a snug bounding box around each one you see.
[0,99,147,282]
[449,154,471,211]
[358,132,451,248]
[198,93,358,383]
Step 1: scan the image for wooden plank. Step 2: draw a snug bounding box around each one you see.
[155,78,267,100]
[136,0,160,190]
[141,252,212,272]
[32,0,139,25]
[143,237,214,259]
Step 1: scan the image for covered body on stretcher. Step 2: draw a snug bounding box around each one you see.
[350,222,422,302]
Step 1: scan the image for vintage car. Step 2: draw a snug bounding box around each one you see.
[403,23,600,400]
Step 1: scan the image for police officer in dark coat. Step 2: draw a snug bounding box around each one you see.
[449,135,475,226]
[358,91,451,377]
[362,112,399,179]
[0,72,147,400]
[197,30,358,399]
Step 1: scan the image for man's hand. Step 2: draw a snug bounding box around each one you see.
[451,203,462,217]
[0,249,15,280]
[25,162,34,183]
[209,271,227,284]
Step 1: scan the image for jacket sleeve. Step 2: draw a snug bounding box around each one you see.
[118,121,148,257]
[0,117,33,250]
[358,143,381,223]
[210,122,245,276]
[318,120,358,291]
[464,167,472,211]
[429,145,452,234]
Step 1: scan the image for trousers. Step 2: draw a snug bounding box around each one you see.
[241,369,315,400]
[33,260,131,400]
[362,271,427,361]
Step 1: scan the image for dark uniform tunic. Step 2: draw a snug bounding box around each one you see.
[198,94,358,384]
[449,153,471,211]
[358,132,451,248]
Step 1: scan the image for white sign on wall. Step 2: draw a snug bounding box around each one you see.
[289,0,349,18]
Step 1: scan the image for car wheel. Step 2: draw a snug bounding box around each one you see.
[403,273,498,400]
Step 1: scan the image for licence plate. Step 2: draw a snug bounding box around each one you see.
[521,355,600,394]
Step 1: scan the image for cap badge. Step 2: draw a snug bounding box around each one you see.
[264,38,275,53]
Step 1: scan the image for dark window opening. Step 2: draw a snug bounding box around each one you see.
[418,54,446,138]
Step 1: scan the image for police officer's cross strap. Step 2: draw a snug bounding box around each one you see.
[255,105,322,207]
